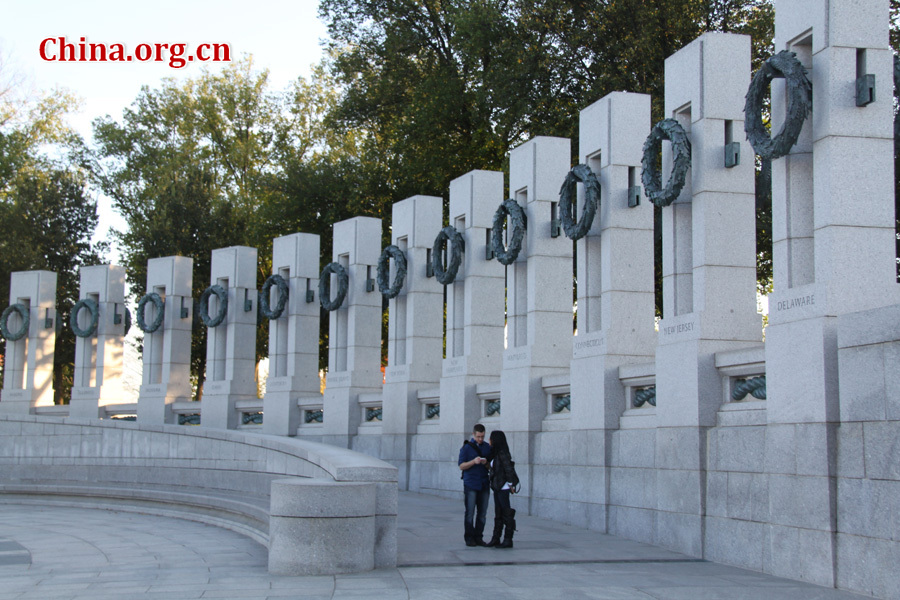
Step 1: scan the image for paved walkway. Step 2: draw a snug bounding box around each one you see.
[0,492,867,599]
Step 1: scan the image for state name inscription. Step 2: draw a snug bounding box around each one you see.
[662,321,694,336]
[574,338,602,351]
[775,293,814,311]
[328,373,350,385]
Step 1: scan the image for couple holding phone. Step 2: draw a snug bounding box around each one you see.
[458,423,520,548]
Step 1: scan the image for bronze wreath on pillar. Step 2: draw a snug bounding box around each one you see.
[377,245,407,298]
[260,274,289,320]
[744,50,812,160]
[432,227,464,285]
[319,262,349,311]
[136,293,165,333]
[558,164,601,240]
[641,118,692,208]
[199,285,228,328]
[70,298,99,337]
[491,199,527,265]
[0,303,29,341]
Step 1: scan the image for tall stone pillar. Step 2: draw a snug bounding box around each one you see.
[69,265,127,419]
[201,246,258,430]
[322,216,383,448]
[440,171,506,431]
[499,136,573,506]
[263,233,322,436]
[380,196,443,487]
[654,32,761,556]
[764,0,896,586]
[0,271,57,413]
[569,92,655,526]
[136,256,193,424]
[411,172,507,494]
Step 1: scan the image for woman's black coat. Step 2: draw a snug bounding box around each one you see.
[489,449,519,492]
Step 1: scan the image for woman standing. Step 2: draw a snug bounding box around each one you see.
[486,430,519,548]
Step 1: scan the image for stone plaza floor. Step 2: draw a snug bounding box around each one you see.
[0,491,869,599]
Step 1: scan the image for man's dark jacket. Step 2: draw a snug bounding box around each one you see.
[458,439,491,490]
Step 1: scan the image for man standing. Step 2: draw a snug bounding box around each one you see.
[458,423,491,546]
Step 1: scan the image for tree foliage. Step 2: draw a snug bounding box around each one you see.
[90,57,367,393]
[0,60,106,402]
[320,0,774,314]
[93,59,269,398]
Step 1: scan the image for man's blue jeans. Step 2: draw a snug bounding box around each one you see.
[463,485,490,543]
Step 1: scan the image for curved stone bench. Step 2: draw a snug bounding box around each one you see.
[0,415,397,575]
[0,481,272,544]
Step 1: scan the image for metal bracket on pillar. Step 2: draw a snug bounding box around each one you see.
[306,290,315,303]
[243,289,253,312]
[628,186,642,208]
[44,308,53,329]
[113,304,123,325]
[365,278,375,292]
[180,297,189,319]
[426,249,434,277]
[856,74,875,107]
[724,142,740,168]
[550,218,561,238]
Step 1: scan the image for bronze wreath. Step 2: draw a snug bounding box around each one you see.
[199,285,228,328]
[0,303,29,341]
[260,274,289,320]
[136,293,165,333]
[491,199,527,265]
[641,118,692,208]
[559,164,601,240]
[377,245,407,298]
[432,226,464,285]
[70,298,99,337]
[319,262,349,311]
[744,50,812,160]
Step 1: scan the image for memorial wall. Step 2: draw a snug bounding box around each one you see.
[2,1,898,596]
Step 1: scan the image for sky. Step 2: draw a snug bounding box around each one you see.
[1,0,329,260]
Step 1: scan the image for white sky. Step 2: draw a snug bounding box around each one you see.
[1,0,329,260]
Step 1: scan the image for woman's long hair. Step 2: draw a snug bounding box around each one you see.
[489,430,510,454]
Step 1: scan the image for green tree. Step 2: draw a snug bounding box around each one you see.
[319,0,774,314]
[0,169,107,402]
[93,59,264,399]
[91,56,353,393]
[0,60,107,402]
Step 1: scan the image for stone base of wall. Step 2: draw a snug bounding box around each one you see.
[0,415,398,576]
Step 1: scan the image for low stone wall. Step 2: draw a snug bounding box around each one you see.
[833,305,900,600]
[386,321,899,600]
[0,414,397,575]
